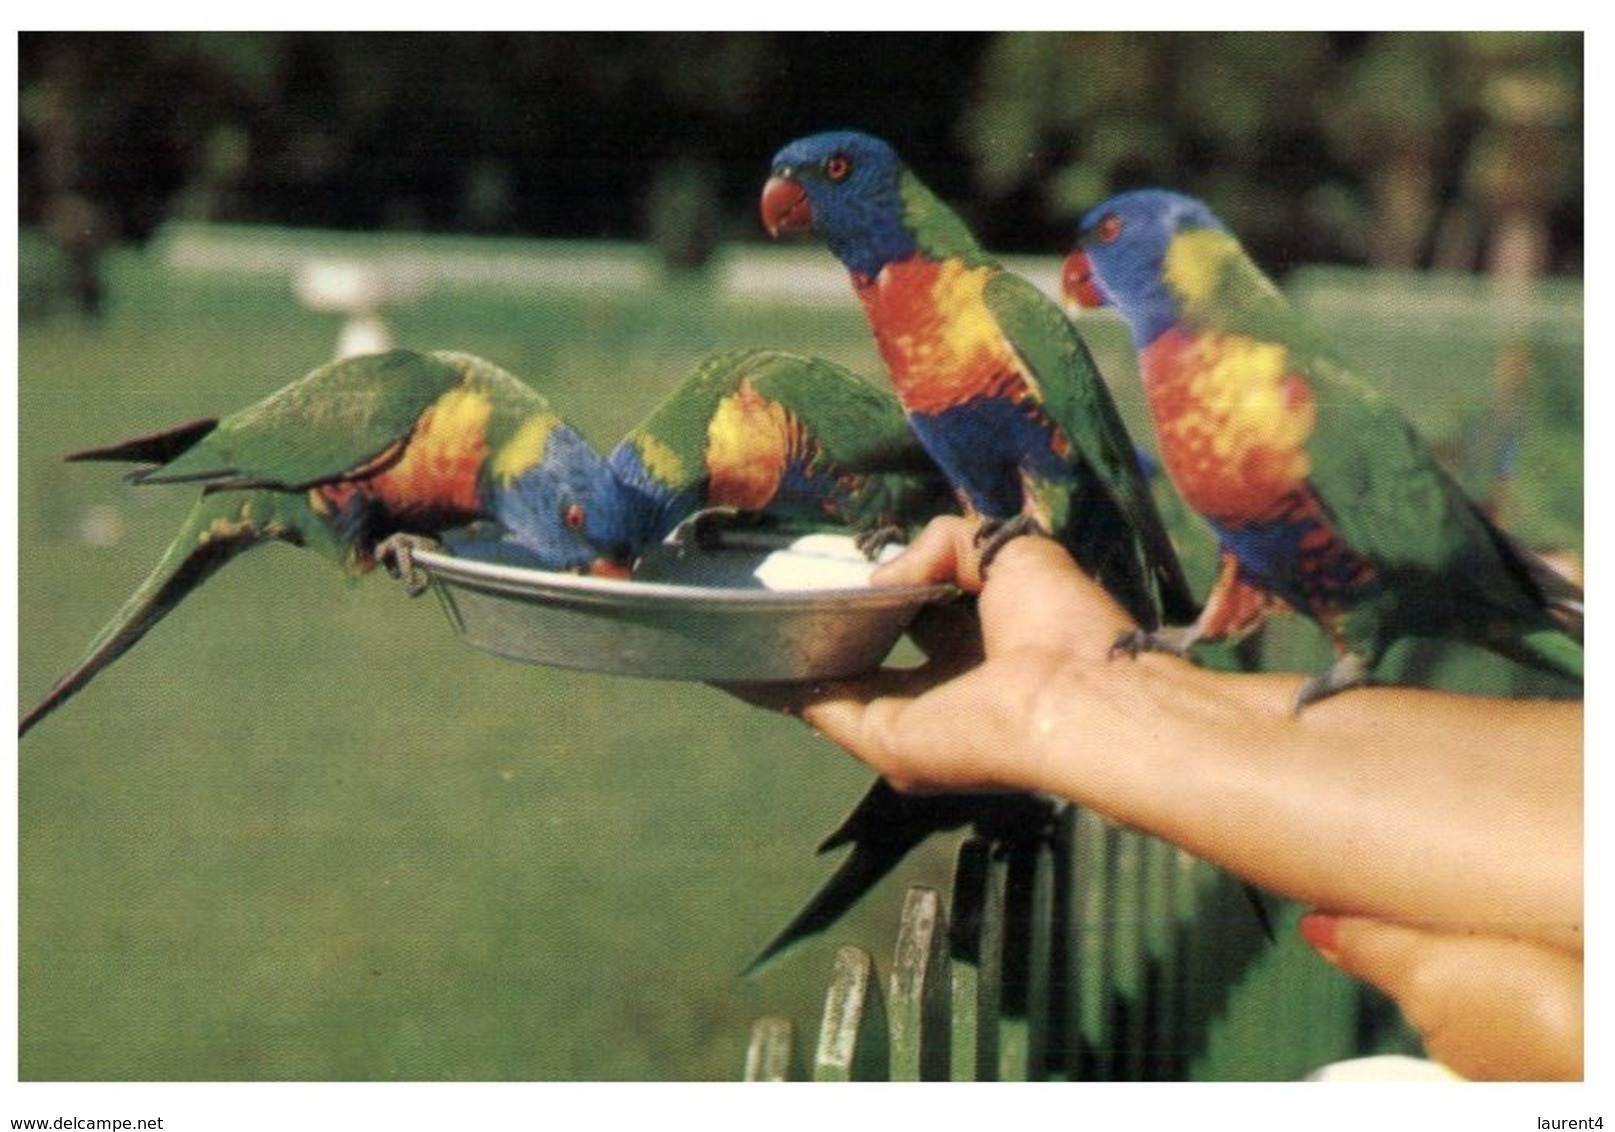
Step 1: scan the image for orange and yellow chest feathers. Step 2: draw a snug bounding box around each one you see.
[855,257,1033,414]
[1142,327,1316,525]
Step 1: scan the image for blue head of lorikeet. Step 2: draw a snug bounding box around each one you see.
[478,421,634,574]
[762,130,918,279]
[1063,188,1227,345]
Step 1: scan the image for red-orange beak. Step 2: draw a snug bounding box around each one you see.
[1061,248,1107,310]
[761,175,813,237]
[587,558,632,580]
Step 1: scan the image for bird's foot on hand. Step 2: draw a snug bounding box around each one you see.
[974,514,1051,576]
[376,532,443,597]
[1293,652,1372,714]
[1108,624,1199,661]
[853,523,905,561]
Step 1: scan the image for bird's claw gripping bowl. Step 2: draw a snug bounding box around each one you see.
[405,531,957,682]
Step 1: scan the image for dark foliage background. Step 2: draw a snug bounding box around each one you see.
[19,31,1582,277]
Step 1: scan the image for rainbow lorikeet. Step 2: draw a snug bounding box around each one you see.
[750,132,1211,970]
[19,349,619,737]
[1063,189,1583,706]
[761,130,1196,631]
[21,347,951,737]
[601,347,952,558]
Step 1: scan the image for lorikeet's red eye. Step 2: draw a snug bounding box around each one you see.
[563,503,586,531]
[825,153,852,182]
[1096,212,1122,244]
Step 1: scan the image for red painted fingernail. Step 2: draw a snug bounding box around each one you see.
[1298,912,1339,955]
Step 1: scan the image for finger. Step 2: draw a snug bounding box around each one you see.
[1299,912,1423,994]
[801,658,1040,791]
[872,517,1138,657]
[799,680,921,786]
[972,538,1139,657]
[718,599,987,719]
[870,515,986,589]
[798,656,961,761]
[1301,913,1584,1080]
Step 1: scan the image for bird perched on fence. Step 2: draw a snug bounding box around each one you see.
[1062,188,1583,707]
[20,348,953,738]
[751,130,1205,970]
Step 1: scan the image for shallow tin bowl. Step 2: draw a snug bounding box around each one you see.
[410,533,956,683]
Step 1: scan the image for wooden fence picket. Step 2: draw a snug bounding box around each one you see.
[888,885,951,1081]
[748,805,1379,1081]
[812,946,889,1081]
[744,1017,796,1082]
[946,838,999,1081]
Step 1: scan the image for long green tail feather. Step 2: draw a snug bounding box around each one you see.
[67,417,219,469]
[19,491,319,737]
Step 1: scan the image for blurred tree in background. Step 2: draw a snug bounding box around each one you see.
[19,31,1582,278]
[962,31,1582,276]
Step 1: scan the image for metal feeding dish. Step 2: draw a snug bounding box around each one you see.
[408,532,956,683]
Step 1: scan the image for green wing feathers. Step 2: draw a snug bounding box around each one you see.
[984,273,1199,626]
[736,350,937,474]
[622,348,936,481]
[982,274,1127,476]
[140,350,466,490]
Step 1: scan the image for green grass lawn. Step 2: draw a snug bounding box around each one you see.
[16,237,1582,1080]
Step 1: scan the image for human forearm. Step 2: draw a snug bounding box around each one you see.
[804,520,1582,952]
[1020,653,1582,951]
